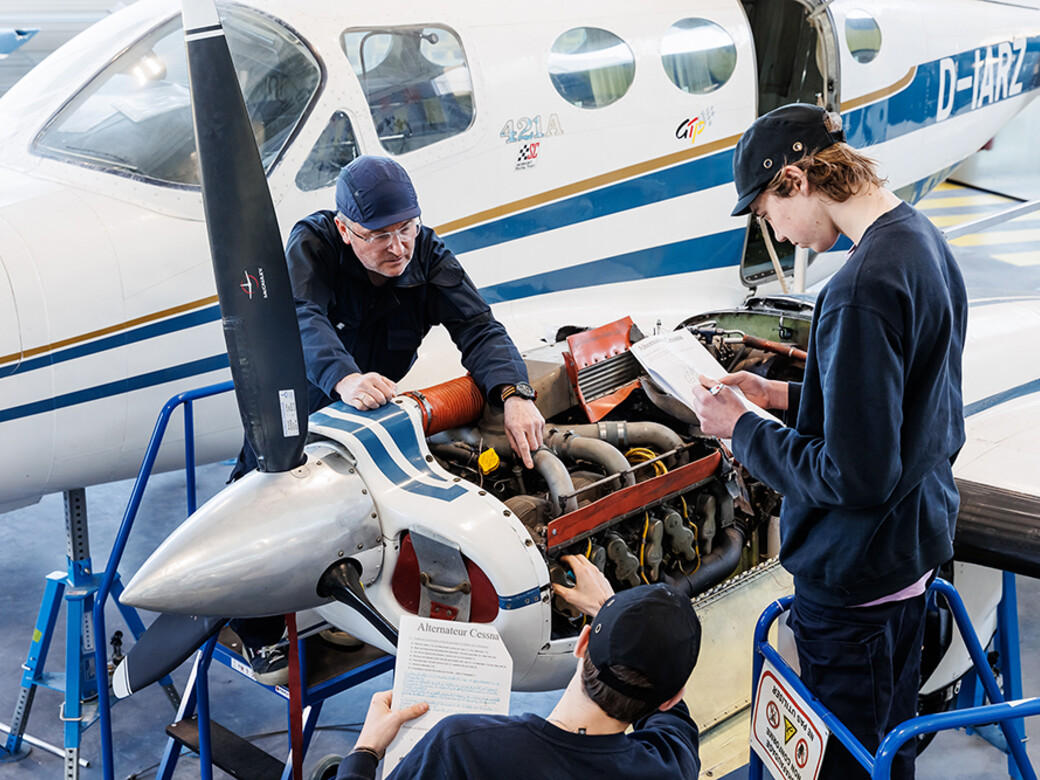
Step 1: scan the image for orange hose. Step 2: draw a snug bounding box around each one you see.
[742,334,808,362]
[403,375,486,435]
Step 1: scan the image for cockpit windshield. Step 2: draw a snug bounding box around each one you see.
[33,8,321,186]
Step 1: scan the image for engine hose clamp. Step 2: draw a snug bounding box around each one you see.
[404,390,433,427]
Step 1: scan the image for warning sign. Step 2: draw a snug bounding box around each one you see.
[751,659,830,780]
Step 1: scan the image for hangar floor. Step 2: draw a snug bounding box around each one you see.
[1,105,1039,778]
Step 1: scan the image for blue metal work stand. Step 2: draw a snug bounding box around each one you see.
[749,578,1040,780]
[2,487,175,778]
[87,380,395,780]
[155,617,394,780]
[953,570,1028,779]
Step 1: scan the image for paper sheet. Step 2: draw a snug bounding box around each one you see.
[382,616,512,776]
[629,328,779,424]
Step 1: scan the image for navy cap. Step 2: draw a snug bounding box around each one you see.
[335,156,421,231]
[731,104,845,217]
[588,583,701,705]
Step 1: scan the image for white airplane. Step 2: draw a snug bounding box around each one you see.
[2,0,1039,773]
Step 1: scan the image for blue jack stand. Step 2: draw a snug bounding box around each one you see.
[749,578,1040,780]
[954,570,1027,779]
[3,488,177,778]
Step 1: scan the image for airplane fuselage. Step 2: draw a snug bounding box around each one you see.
[1,0,1039,511]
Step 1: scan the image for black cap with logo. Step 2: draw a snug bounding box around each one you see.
[731,103,845,217]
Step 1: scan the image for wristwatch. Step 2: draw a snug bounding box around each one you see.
[501,382,537,402]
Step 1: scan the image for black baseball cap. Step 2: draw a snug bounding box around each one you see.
[588,584,701,706]
[335,155,421,231]
[731,103,845,216]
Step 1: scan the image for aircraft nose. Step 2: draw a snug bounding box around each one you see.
[121,453,382,617]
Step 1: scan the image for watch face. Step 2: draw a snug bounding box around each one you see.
[515,382,537,400]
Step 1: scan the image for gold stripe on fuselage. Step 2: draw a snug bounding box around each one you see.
[9,134,751,365]
[840,67,916,113]
[0,295,220,367]
[433,133,743,235]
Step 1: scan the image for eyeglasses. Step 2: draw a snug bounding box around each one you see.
[342,217,421,246]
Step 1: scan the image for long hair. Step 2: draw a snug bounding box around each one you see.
[765,113,885,202]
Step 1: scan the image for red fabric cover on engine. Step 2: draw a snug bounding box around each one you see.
[391,532,500,623]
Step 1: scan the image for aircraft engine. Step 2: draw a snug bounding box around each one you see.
[318,299,812,690]
[123,299,812,691]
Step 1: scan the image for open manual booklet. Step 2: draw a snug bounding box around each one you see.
[629,328,781,433]
[380,616,513,777]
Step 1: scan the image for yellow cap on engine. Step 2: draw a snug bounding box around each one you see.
[478,447,500,475]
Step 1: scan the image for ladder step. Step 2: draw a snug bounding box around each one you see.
[166,717,284,780]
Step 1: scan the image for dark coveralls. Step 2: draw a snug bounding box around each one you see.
[733,202,967,779]
[233,210,529,647]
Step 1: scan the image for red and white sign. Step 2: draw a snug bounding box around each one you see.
[751,659,830,780]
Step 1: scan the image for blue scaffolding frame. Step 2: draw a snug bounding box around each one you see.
[88,380,394,780]
[749,578,1040,780]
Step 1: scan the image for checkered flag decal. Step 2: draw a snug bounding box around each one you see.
[517,143,539,162]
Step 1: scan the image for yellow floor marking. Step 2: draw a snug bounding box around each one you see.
[927,214,983,228]
[918,195,1013,209]
[993,250,1040,267]
[951,228,1040,246]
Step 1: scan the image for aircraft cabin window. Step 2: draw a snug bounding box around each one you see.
[33,10,320,186]
[845,10,882,64]
[342,26,475,155]
[296,111,360,191]
[548,27,635,109]
[661,19,737,94]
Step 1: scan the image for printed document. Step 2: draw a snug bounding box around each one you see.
[630,328,779,424]
[382,616,512,776]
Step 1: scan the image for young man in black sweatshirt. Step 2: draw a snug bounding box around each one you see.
[690,104,967,779]
[335,555,702,780]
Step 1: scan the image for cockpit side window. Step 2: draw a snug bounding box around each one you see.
[342,26,475,155]
[295,111,360,191]
[33,9,321,186]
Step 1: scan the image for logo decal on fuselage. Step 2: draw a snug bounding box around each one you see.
[676,105,715,146]
[516,142,540,171]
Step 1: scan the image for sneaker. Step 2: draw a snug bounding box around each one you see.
[319,628,364,649]
[247,639,290,686]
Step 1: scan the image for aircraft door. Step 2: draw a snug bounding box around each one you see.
[738,0,840,289]
[0,242,19,378]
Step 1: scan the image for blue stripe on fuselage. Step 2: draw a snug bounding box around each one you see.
[0,353,230,423]
[7,305,221,377]
[480,228,746,304]
[964,378,1040,418]
[311,404,465,501]
[845,38,1040,148]
[443,149,735,256]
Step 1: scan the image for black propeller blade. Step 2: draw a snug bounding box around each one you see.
[111,614,227,699]
[184,0,308,473]
[113,0,311,695]
[319,561,399,649]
